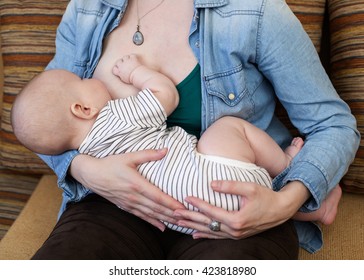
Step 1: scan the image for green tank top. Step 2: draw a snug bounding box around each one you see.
[167,64,202,138]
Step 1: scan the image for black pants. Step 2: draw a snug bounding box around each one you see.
[32,194,299,260]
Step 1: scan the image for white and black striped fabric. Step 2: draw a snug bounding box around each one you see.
[79,89,272,234]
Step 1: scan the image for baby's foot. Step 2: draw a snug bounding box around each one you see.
[293,185,342,224]
[112,54,143,84]
[319,185,342,225]
[284,137,304,162]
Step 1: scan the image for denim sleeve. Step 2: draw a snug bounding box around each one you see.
[37,152,90,202]
[37,0,91,203]
[46,0,78,73]
[260,1,360,211]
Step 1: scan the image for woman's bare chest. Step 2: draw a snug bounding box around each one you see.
[93,1,196,98]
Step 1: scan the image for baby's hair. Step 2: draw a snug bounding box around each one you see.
[11,70,79,154]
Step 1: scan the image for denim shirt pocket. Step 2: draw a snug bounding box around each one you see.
[204,64,254,120]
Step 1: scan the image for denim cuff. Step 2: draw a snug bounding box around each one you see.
[273,160,327,212]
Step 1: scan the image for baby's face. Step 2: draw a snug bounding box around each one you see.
[78,78,111,109]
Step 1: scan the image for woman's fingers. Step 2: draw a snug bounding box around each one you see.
[136,176,185,211]
[80,149,186,230]
[126,206,167,232]
[124,148,186,210]
[126,148,168,167]
[121,149,187,226]
[174,208,229,238]
[185,196,235,226]
[174,197,238,238]
[210,180,255,196]
[173,181,278,239]
[130,185,184,223]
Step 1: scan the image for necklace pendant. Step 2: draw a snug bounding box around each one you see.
[133,27,144,46]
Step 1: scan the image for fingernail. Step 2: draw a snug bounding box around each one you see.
[192,234,201,239]
[178,222,186,227]
[158,148,167,154]
[173,212,182,218]
[211,181,221,190]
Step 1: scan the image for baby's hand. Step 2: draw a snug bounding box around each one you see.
[112,54,143,84]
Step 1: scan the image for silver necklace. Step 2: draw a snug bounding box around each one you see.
[132,0,165,46]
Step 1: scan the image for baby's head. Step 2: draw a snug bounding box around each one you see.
[11,69,111,155]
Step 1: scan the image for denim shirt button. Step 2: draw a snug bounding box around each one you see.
[195,40,200,48]
[228,93,235,100]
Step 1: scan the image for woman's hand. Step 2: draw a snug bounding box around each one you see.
[70,148,186,231]
[174,180,310,239]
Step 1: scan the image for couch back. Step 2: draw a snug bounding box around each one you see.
[0,0,363,193]
[0,35,3,115]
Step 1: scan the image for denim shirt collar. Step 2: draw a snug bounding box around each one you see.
[99,0,228,9]
[194,0,227,8]
[100,0,127,10]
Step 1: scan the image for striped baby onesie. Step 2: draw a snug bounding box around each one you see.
[79,89,272,234]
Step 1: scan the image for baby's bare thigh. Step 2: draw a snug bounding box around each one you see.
[197,116,255,163]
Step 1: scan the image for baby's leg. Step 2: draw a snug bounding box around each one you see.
[197,116,303,177]
[197,116,255,163]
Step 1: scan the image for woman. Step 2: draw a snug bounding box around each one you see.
[32,0,359,259]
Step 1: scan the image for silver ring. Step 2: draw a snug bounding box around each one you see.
[208,220,221,232]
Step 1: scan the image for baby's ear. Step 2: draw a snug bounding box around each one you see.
[71,103,99,120]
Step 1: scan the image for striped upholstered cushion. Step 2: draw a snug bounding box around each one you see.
[0,168,41,240]
[286,0,327,52]
[0,1,69,173]
[277,1,327,136]
[329,0,364,194]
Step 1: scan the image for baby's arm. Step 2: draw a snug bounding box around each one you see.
[112,54,179,116]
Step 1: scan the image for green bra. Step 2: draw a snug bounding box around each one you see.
[167,64,202,138]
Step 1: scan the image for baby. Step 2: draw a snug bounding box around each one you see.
[11,54,340,233]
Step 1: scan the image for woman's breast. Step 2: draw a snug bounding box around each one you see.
[92,22,197,99]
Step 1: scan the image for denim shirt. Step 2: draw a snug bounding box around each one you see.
[39,0,360,253]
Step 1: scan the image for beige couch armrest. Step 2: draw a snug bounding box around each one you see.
[299,192,364,260]
[0,175,61,260]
